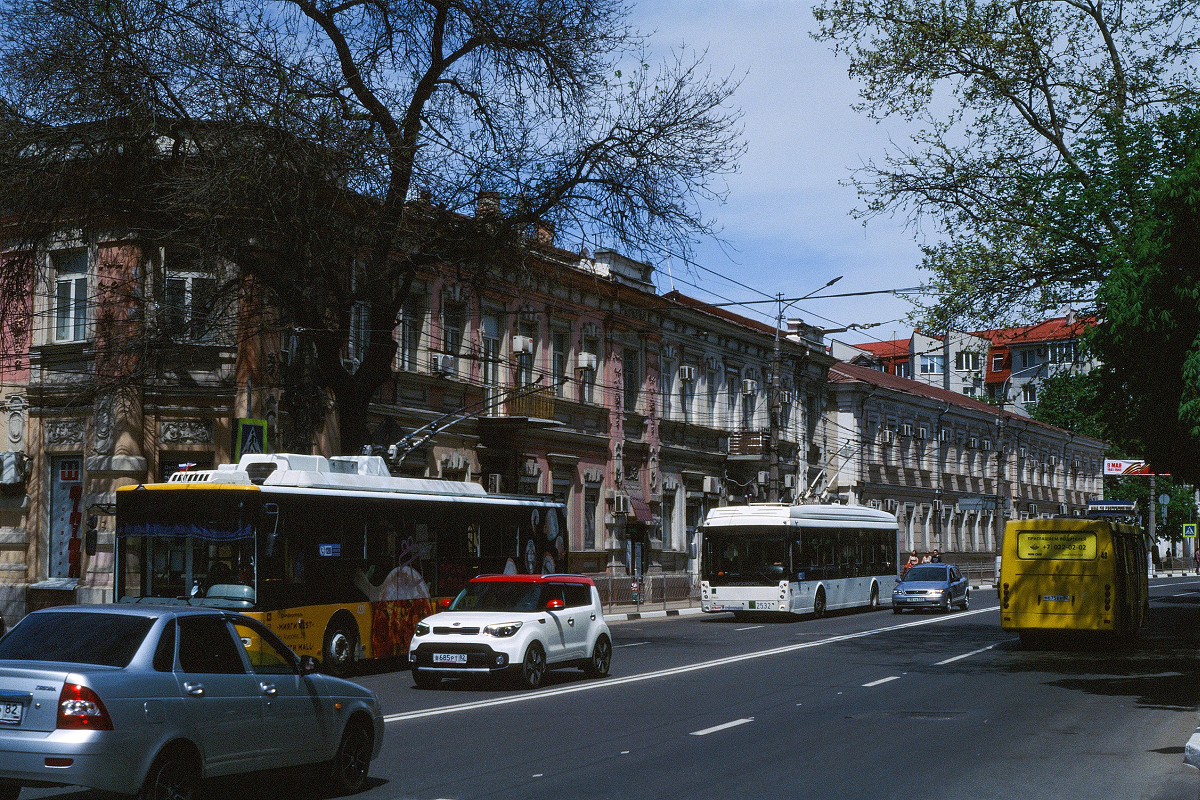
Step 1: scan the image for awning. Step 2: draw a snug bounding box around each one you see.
[626,487,654,523]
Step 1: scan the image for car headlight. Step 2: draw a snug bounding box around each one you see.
[415,621,430,637]
[483,621,523,637]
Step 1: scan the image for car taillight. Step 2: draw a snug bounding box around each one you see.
[57,683,113,730]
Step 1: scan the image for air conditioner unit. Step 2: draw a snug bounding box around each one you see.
[512,335,534,355]
[757,471,769,485]
[431,353,456,374]
[678,365,697,382]
[741,379,757,395]
[577,352,598,371]
[783,474,796,489]
[703,476,722,494]
[779,390,794,405]
[880,429,895,445]
[487,473,502,493]
[613,493,632,515]
[899,423,914,437]
[939,429,953,443]
[0,452,27,486]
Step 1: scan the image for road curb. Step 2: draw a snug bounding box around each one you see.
[604,606,707,622]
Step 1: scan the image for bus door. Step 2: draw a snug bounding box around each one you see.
[1110,532,1128,629]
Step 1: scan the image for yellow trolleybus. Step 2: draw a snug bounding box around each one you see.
[115,453,568,674]
[999,517,1149,646]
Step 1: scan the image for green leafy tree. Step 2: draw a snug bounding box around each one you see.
[1026,372,1104,442]
[1091,126,1200,485]
[0,0,743,451]
[811,0,1200,329]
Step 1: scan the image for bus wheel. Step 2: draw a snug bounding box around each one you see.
[322,613,359,677]
[869,584,880,609]
[813,588,826,619]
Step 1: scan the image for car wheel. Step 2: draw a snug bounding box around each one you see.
[322,614,359,677]
[869,584,880,608]
[412,666,440,689]
[327,718,373,796]
[0,781,19,800]
[138,747,201,800]
[962,590,970,611]
[944,597,955,613]
[516,641,546,689]
[585,634,612,678]
[813,588,826,619]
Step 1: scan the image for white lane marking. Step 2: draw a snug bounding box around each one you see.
[383,606,996,723]
[735,625,765,631]
[934,643,1000,666]
[614,641,651,649]
[691,718,754,736]
[863,676,901,687]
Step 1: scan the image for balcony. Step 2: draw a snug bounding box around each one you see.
[505,387,555,420]
[728,429,768,458]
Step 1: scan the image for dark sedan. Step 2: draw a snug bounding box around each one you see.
[892,563,970,613]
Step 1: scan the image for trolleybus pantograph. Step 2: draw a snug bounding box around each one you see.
[115,453,568,674]
[699,503,901,619]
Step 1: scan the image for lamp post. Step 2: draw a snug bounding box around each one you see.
[768,276,843,502]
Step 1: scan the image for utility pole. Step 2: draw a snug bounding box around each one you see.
[769,277,841,502]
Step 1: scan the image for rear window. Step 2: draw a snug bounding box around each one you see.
[0,612,156,667]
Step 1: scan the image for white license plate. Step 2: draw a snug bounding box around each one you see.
[749,602,774,610]
[1043,594,1071,602]
[432,653,467,665]
[0,702,23,725]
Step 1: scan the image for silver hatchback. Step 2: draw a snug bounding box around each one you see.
[0,605,383,800]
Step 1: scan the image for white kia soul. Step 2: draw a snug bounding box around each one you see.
[408,574,612,689]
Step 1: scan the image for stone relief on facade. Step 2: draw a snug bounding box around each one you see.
[160,420,214,445]
[92,394,115,455]
[5,395,27,448]
[45,419,85,450]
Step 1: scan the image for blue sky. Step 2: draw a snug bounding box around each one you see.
[624,0,928,346]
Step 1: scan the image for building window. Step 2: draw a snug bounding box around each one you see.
[661,358,674,419]
[552,330,570,398]
[580,335,600,404]
[584,485,600,550]
[741,368,759,429]
[1022,383,1038,403]
[954,351,980,372]
[398,294,425,371]
[680,365,696,424]
[164,271,217,343]
[623,347,641,413]
[481,313,502,409]
[442,294,466,361]
[516,316,538,387]
[1021,349,1037,369]
[919,354,945,375]
[707,368,720,427]
[1048,341,1076,364]
[52,249,89,342]
[725,367,739,428]
[992,352,1004,372]
[895,361,912,379]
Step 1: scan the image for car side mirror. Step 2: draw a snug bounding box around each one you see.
[546,598,565,610]
[298,655,320,676]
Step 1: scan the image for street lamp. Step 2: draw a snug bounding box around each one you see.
[769,276,843,502]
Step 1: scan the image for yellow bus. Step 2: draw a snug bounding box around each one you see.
[999,518,1149,646]
[115,453,568,674]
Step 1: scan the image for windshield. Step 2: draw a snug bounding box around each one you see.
[0,613,155,667]
[117,489,259,604]
[450,581,544,612]
[904,565,949,582]
[702,528,790,586]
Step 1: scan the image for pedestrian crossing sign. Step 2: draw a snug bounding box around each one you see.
[1184,523,1197,538]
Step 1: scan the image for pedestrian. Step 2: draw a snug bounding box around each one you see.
[903,550,920,575]
[1194,548,1199,576]
[931,548,942,563]
[921,551,932,564]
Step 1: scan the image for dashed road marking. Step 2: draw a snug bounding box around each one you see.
[691,718,754,736]
[863,676,901,687]
[934,643,999,665]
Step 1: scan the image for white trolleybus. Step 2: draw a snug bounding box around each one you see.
[699,503,901,619]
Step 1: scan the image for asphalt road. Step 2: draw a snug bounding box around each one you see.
[23,576,1200,800]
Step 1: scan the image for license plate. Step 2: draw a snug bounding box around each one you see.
[432,653,467,665]
[0,701,23,725]
[1043,594,1071,602]
[749,602,774,610]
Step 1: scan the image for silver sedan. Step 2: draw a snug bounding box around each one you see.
[0,605,383,800]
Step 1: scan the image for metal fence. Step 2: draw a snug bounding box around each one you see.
[585,573,700,613]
